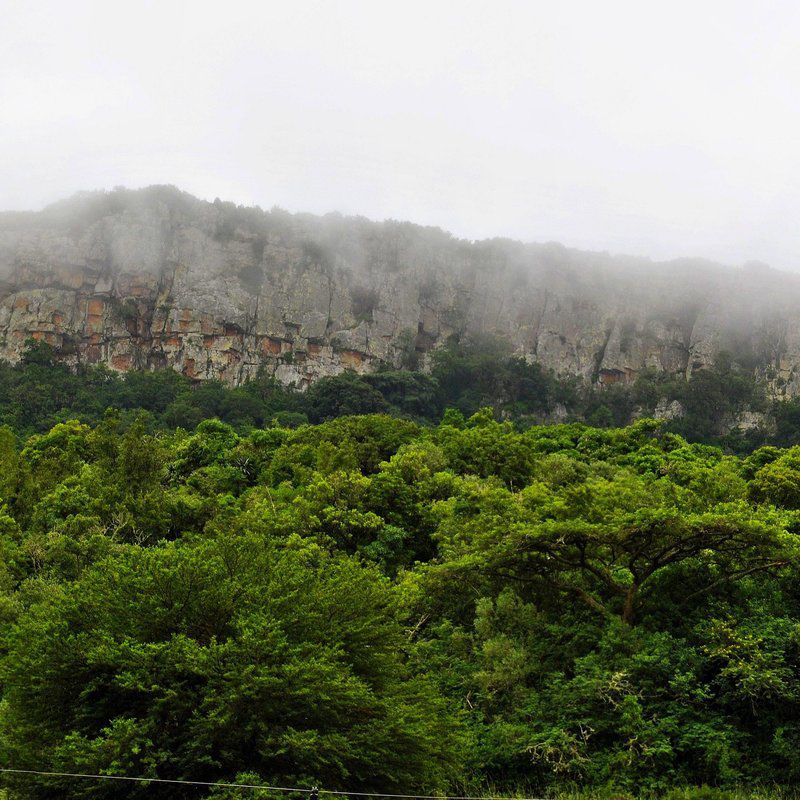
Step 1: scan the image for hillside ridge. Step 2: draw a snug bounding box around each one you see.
[1,185,799,393]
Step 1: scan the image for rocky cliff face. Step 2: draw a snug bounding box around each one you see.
[1,186,800,394]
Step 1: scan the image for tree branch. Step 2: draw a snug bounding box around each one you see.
[680,560,790,604]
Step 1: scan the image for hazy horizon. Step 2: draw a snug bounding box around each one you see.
[0,183,780,274]
[4,0,800,269]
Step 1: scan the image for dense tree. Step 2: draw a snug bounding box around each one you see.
[0,536,462,799]
[3,341,800,797]
[305,373,389,422]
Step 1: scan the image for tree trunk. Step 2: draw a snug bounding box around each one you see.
[622,585,637,625]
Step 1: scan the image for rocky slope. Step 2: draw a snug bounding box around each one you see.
[1,185,800,394]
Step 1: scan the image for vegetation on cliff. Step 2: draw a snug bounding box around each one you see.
[1,339,794,453]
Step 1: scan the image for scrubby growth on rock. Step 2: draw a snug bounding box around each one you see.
[0,338,787,453]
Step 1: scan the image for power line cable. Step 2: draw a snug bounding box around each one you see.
[0,768,544,800]
[0,769,307,793]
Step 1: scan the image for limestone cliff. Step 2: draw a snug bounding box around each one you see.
[1,186,800,394]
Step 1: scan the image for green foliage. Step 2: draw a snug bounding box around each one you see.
[0,410,799,796]
[6,334,800,797]
[305,373,389,421]
[429,336,573,419]
[1,537,461,798]
[0,338,792,455]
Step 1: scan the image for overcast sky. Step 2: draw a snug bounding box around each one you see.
[2,0,800,267]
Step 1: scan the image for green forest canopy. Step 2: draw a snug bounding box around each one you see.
[1,383,800,798]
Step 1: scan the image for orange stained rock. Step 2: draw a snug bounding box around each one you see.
[339,349,365,368]
[112,353,132,370]
[261,337,283,355]
[87,298,105,317]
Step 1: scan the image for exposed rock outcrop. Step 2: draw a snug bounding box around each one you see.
[653,398,686,422]
[1,186,799,392]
